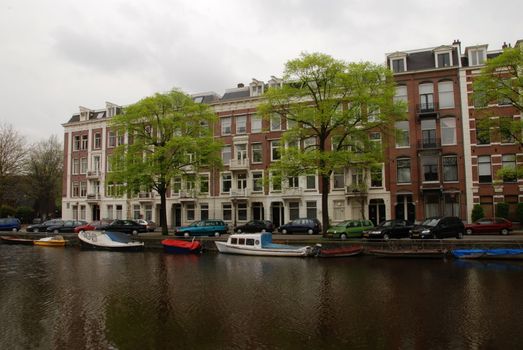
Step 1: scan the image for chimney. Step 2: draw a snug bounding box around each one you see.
[237,83,244,88]
[502,42,508,49]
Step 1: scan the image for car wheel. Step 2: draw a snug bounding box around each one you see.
[236,229,242,233]
[34,228,39,233]
[261,229,266,233]
[281,229,287,234]
[53,229,59,234]
[184,232,189,238]
[12,228,18,232]
[214,232,220,237]
[340,233,347,240]
[307,228,314,235]
[456,231,463,239]
[501,228,509,235]
[383,233,390,240]
[466,228,473,235]
[132,230,138,235]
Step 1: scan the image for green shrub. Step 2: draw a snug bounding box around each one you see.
[15,206,34,224]
[471,204,484,222]
[0,205,15,218]
[495,202,509,219]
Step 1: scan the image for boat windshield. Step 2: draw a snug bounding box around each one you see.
[421,218,441,227]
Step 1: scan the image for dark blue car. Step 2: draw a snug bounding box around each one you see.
[0,218,22,232]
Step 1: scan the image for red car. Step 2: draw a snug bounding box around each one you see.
[74,219,113,233]
[465,217,512,235]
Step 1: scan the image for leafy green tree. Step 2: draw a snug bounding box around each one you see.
[0,123,27,205]
[109,89,222,235]
[471,204,484,222]
[473,46,523,144]
[258,53,405,233]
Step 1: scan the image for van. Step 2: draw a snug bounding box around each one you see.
[409,216,465,239]
[0,218,22,232]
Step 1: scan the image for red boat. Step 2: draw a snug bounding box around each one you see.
[162,239,202,254]
[315,244,363,258]
[1,236,34,245]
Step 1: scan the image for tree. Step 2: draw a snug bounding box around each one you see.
[26,135,63,219]
[0,123,27,205]
[473,46,523,144]
[258,52,404,233]
[471,204,484,222]
[109,89,222,235]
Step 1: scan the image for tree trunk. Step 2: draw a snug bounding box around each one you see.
[321,174,330,235]
[159,186,168,235]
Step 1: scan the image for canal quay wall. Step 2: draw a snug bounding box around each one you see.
[3,232,523,252]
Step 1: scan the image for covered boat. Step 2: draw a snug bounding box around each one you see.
[78,231,144,251]
[314,244,363,258]
[162,239,202,254]
[1,236,34,245]
[215,233,313,257]
[34,235,66,247]
[368,248,448,258]
[451,248,523,260]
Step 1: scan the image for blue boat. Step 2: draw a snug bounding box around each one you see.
[451,248,523,260]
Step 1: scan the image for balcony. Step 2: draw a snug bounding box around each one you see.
[345,184,368,197]
[416,102,439,118]
[229,188,250,199]
[179,190,197,202]
[417,138,441,150]
[281,188,303,199]
[86,193,101,203]
[86,170,101,179]
[229,158,249,171]
[138,191,155,203]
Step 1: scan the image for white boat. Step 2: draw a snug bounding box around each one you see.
[78,231,144,251]
[215,233,313,257]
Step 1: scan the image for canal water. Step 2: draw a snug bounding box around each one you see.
[1,245,523,350]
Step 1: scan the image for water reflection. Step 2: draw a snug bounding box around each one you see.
[1,245,523,349]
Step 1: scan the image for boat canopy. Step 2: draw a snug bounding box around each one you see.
[106,231,133,243]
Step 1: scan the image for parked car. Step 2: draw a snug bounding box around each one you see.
[46,220,88,234]
[137,219,157,232]
[100,219,147,235]
[324,219,374,239]
[0,217,21,232]
[234,220,274,233]
[278,218,322,235]
[26,219,64,233]
[175,220,228,237]
[465,217,512,235]
[363,219,412,240]
[409,216,465,239]
[74,219,114,233]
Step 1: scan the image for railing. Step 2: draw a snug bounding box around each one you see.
[417,138,441,149]
[281,188,303,197]
[230,188,250,197]
[86,193,101,201]
[345,184,368,195]
[179,190,197,199]
[86,170,101,178]
[416,102,439,115]
[229,158,249,169]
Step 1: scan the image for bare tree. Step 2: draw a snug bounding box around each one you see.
[0,123,27,205]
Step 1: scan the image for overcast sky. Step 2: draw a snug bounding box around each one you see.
[1,0,521,143]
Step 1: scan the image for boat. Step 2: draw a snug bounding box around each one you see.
[451,248,523,260]
[314,244,363,258]
[34,235,67,247]
[162,238,202,254]
[367,248,448,258]
[215,233,314,257]
[0,236,34,245]
[78,231,144,251]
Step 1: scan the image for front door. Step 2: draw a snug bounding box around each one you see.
[369,199,386,226]
[92,205,100,221]
[271,202,284,228]
[172,204,182,228]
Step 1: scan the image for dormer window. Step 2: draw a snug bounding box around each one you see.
[250,79,264,97]
[434,46,453,68]
[106,102,119,118]
[268,76,283,89]
[468,47,487,66]
[388,52,407,73]
[193,96,204,103]
[79,106,91,121]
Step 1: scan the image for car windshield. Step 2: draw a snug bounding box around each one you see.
[421,218,441,227]
[189,221,203,227]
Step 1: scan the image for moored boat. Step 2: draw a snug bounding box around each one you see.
[34,235,67,247]
[162,238,202,254]
[368,248,448,258]
[78,231,144,251]
[0,236,34,245]
[215,233,313,257]
[315,244,363,258]
[451,248,523,260]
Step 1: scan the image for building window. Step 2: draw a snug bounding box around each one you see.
[287,176,299,189]
[419,83,434,112]
[221,117,231,135]
[289,202,300,221]
[421,119,437,148]
[80,205,86,220]
[94,133,101,149]
[443,155,458,182]
[116,205,123,220]
[237,203,247,221]
[395,121,410,147]
[200,203,209,220]
[252,172,263,192]
[145,205,152,221]
[271,140,280,161]
[441,117,456,145]
[306,175,316,190]
[221,173,231,193]
[422,155,439,182]
[236,115,247,134]
[502,154,516,182]
[186,204,195,221]
[476,120,491,145]
[107,205,113,220]
[469,48,485,66]
[172,177,182,195]
[72,159,80,175]
[80,182,87,197]
[270,114,281,131]
[500,117,515,144]
[237,173,247,190]
[444,193,460,217]
[303,137,316,152]
[251,114,262,133]
[333,170,345,189]
[133,205,141,220]
[394,85,408,112]
[251,143,262,163]
[80,157,88,174]
[73,136,81,151]
[72,182,79,197]
[425,193,440,218]
[222,145,231,164]
[81,135,88,150]
[391,58,405,73]
[436,52,451,68]
[438,81,454,109]
[371,165,383,187]
[478,156,492,183]
[235,143,247,161]
[252,203,264,220]
[271,172,281,192]
[397,158,411,183]
[333,200,345,221]
[222,203,232,221]
[306,201,317,219]
[351,168,364,186]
